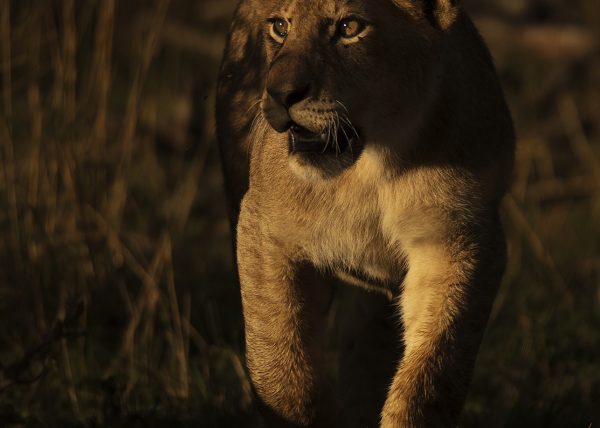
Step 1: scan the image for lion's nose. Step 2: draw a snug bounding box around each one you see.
[267,81,310,110]
[264,82,310,132]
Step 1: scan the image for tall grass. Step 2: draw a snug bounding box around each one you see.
[0,0,599,426]
[0,1,252,426]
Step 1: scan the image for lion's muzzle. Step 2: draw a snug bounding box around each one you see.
[263,54,359,156]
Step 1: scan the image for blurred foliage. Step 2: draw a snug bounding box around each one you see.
[0,0,598,427]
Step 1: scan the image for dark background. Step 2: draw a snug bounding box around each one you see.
[0,0,599,426]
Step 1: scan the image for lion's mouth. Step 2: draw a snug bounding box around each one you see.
[288,123,356,155]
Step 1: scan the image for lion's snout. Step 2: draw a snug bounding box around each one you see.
[263,53,314,133]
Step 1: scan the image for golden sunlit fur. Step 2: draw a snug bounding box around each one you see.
[216,0,514,426]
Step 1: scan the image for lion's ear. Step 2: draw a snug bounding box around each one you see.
[419,0,460,30]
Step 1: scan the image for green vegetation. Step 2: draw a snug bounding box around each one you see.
[0,0,598,426]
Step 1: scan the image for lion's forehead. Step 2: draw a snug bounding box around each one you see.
[271,0,370,18]
[282,0,337,15]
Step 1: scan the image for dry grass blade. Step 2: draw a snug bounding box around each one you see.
[0,2,21,271]
[85,207,171,390]
[165,243,190,398]
[118,0,170,165]
[1,0,11,120]
[559,92,600,184]
[62,0,76,121]
[90,0,115,150]
[0,120,21,270]
[107,0,171,226]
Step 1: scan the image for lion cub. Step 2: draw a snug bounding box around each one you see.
[216,0,514,426]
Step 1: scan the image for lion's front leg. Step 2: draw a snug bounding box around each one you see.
[237,206,336,427]
[381,234,505,427]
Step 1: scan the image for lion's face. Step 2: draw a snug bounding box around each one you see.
[257,0,451,180]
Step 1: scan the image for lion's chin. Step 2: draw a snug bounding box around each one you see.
[288,154,346,181]
[287,149,360,181]
[285,123,363,180]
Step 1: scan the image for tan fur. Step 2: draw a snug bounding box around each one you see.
[217,0,514,426]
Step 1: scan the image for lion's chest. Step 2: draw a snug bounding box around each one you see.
[292,186,409,288]
[266,148,458,290]
[289,165,453,289]
[302,195,392,274]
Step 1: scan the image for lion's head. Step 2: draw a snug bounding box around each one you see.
[253,0,460,180]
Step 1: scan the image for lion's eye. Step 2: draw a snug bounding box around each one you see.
[269,18,289,42]
[338,18,365,39]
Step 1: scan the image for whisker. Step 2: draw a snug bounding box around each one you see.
[338,115,354,158]
[338,112,360,159]
[248,110,270,148]
[334,111,341,156]
[249,111,262,134]
[322,116,333,153]
[246,98,262,115]
[335,100,350,115]
[339,115,360,142]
